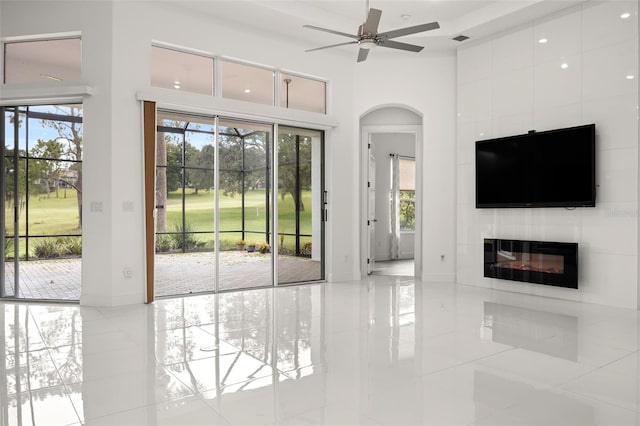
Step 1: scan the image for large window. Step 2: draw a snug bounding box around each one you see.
[2,104,83,301]
[398,157,415,231]
[4,38,81,84]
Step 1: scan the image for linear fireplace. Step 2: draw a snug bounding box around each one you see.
[484,239,578,289]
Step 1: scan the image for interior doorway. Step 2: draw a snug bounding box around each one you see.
[368,134,416,277]
[360,106,423,278]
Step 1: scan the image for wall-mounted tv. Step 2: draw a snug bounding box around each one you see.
[476,124,595,208]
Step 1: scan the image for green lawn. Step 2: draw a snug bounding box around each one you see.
[5,188,315,256]
[4,189,81,236]
[161,189,314,250]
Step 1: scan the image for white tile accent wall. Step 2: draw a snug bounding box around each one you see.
[456,1,639,308]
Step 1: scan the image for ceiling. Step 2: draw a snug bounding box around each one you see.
[178,0,588,54]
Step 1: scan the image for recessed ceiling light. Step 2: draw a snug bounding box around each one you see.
[627,75,635,80]
[244,89,251,93]
[174,80,180,85]
[538,38,548,44]
[401,14,411,21]
[561,63,569,69]
[620,12,631,19]
[173,84,180,89]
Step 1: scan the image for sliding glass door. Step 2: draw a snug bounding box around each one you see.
[154,112,217,297]
[217,119,273,291]
[151,110,324,297]
[277,127,324,284]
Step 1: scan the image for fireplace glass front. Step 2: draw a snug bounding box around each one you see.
[484,239,578,289]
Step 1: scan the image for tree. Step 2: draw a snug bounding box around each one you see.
[278,135,311,212]
[156,131,168,232]
[165,141,182,192]
[155,130,198,232]
[3,150,28,215]
[218,134,243,196]
[40,106,83,229]
[3,110,27,214]
[30,139,64,198]
[189,144,215,193]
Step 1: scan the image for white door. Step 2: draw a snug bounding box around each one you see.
[367,141,376,274]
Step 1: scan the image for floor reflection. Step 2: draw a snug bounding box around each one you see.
[482,301,579,361]
[1,278,639,425]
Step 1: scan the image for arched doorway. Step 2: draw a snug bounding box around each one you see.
[360,106,423,277]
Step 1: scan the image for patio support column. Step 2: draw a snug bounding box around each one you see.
[295,135,301,256]
[12,107,19,294]
[265,132,270,244]
[0,107,4,298]
[241,134,246,241]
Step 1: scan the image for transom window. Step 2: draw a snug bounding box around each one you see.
[151,46,214,96]
[220,59,274,106]
[280,73,326,114]
[4,37,81,84]
[150,43,327,114]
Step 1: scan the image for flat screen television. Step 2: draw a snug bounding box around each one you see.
[476,124,596,208]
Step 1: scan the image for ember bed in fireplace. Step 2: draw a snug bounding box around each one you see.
[484,239,578,289]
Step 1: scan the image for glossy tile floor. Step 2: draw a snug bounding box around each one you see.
[2,277,640,425]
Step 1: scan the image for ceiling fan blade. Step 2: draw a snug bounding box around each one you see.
[357,48,370,62]
[378,21,440,40]
[377,39,424,52]
[362,8,382,35]
[306,41,359,52]
[303,24,359,40]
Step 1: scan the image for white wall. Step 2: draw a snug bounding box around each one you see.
[456,1,639,308]
[1,1,121,305]
[1,0,360,304]
[371,133,415,261]
[355,53,458,282]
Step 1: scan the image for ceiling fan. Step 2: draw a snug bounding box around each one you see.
[303,2,440,62]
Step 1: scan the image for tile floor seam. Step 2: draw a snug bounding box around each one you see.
[559,385,640,416]
[558,349,640,389]
[193,392,234,425]
[418,346,519,378]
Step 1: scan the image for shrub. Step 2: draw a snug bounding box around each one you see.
[32,238,64,258]
[57,236,82,256]
[302,242,312,256]
[257,242,270,254]
[4,238,14,258]
[170,221,198,250]
[218,239,236,251]
[156,234,173,252]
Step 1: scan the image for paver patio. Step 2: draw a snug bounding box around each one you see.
[3,251,322,301]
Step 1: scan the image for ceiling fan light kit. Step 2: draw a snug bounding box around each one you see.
[304,4,440,62]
